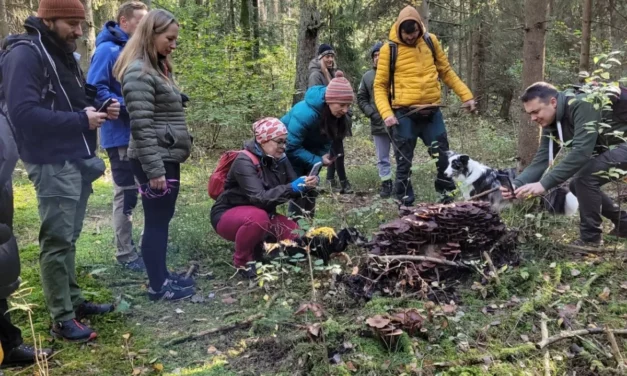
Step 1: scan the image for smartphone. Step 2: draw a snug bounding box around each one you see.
[97,98,115,113]
[309,161,323,176]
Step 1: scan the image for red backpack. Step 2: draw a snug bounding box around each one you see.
[208,150,260,200]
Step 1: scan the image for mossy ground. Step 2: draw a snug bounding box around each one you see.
[3,116,627,375]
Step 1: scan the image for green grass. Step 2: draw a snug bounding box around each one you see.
[4,115,627,375]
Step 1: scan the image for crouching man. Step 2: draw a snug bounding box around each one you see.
[502,82,627,247]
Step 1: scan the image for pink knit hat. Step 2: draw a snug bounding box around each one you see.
[253,117,287,144]
[325,71,354,104]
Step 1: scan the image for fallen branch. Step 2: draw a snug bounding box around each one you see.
[605,325,626,371]
[264,293,279,310]
[185,262,199,279]
[468,186,500,201]
[575,274,601,316]
[434,343,536,367]
[163,313,265,347]
[482,251,501,285]
[537,328,627,349]
[368,255,471,270]
[540,313,551,376]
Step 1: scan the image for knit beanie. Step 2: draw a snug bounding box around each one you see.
[253,117,287,144]
[371,42,384,59]
[325,71,354,104]
[317,43,335,59]
[38,0,86,20]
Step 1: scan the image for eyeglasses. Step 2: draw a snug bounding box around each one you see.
[272,139,288,146]
[138,179,180,199]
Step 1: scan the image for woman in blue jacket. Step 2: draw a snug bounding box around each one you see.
[281,71,354,218]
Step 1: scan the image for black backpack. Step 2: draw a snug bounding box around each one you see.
[0,36,52,130]
[388,32,437,101]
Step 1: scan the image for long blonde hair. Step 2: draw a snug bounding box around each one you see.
[113,9,178,82]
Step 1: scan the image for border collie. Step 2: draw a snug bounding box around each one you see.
[443,151,579,216]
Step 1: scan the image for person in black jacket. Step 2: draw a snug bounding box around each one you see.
[211,118,318,278]
[0,0,119,343]
[0,104,52,366]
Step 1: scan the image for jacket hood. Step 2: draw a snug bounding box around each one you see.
[23,16,76,54]
[308,57,336,75]
[389,6,426,45]
[304,85,327,110]
[96,21,128,47]
[244,139,287,163]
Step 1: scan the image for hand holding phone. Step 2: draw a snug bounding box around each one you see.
[98,98,115,113]
[309,161,323,176]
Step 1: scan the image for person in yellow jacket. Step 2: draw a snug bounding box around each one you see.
[374,5,476,205]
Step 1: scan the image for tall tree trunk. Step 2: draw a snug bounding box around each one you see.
[251,0,260,61]
[579,0,592,78]
[241,0,251,39]
[499,89,514,120]
[0,0,9,39]
[418,0,429,31]
[465,0,474,90]
[608,0,615,47]
[471,14,485,113]
[229,0,236,31]
[258,0,266,23]
[458,0,464,81]
[292,0,321,104]
[78,0,96,71]
[518,0,550,170]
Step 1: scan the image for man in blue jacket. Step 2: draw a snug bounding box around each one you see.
[87,1,148,271]
[0,0,120,342]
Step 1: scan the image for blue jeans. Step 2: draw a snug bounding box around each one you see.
[391,108,455,205]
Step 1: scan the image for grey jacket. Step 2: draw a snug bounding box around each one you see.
[308,57,336,88]
[0,114,20,299]
[357,69,386,135]
[122,59,192,179]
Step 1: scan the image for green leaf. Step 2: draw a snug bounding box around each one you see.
[314,259,325,266]
[113,298,131,313]
[88,267,108,277]
[601,72,611,80]
[520,270,530,280]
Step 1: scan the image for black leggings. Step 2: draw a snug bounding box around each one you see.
[326,139,347,182]
[130,160,180,291]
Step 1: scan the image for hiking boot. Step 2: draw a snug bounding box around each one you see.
[608,223,627,239]
[168,273,195,289]
[340,180,353,194]
[568,238,603,249]
[75,301,114,319]
[327,179,341,193]
[51,319,97,343]
[379,180,393,198]
[119,256,146,272]
[0,345,52,367]
[237,263,257,280]
[148,280,195,302]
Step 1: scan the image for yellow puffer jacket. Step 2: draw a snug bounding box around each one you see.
[374,6,473,120]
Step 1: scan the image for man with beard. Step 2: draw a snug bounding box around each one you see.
[0,0,120,342]
[87,1,148,272]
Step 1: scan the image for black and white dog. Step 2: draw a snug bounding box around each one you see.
[443,151,579,216]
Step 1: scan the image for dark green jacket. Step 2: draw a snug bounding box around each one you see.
[122,59,192,179]
[357,68,386,135]
[515,91,627,190]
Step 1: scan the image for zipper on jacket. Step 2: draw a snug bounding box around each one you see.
[36,30,91,156]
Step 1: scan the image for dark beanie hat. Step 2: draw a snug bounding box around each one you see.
[38,0,86,19]
[317,43,335,58]
[371,42,384,59]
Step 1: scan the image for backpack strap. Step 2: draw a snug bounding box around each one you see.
[240,150,261,174]
[423,32,437,64]
[388,41,397,102]
[2,39,51,101]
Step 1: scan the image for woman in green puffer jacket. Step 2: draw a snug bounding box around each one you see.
[114,9,194,302]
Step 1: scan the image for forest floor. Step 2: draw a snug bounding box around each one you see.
[3,116,627,376]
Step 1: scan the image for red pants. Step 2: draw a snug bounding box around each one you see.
[215,206,298,267]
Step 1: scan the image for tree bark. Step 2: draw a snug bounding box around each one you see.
[471,6,485,113]
[499,88,513,120]
[252,0,260,61]
[417,0,429,31]
[229,0,236,31]
[518,0,550,170]
[292,0,321,104]
[78,0,96,71]
[241,0,251,39]
[0,0,9,39]
[465,0,474,90]
[579,0,592,78]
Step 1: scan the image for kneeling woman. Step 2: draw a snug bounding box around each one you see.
[281,71,354,218]
[211,118,318,277]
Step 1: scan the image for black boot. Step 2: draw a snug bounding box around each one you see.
[0,344,53,367]
[608,222,627,239]
[75,301,114,319]
[51,319,97,343]
[340,180,353,194]
[379,180,393,198]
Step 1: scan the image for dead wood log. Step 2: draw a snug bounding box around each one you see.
[368,255,472,270]
[605,325,626,371]
[537,328,627,349]
[540,313,551,376]
[163,313,265,347]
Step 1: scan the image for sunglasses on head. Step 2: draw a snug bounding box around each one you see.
[138,179,180,199]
